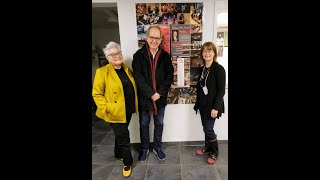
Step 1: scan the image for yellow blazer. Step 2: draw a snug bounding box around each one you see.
[92,64,138,123]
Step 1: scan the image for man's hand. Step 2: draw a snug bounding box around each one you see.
[151,93,161,102]
[211,109,218,119]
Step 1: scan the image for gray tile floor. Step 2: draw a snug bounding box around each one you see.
[92,114,228,180]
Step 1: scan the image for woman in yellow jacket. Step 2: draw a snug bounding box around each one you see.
[92,41,138,178]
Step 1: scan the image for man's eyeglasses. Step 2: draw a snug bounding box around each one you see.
[148,36,162,41]
[108,51,122,58]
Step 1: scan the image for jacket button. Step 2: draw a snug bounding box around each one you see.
[115,101,117,103]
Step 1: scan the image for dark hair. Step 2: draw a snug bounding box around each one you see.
[172,30,178,35]
[200,42,218,62]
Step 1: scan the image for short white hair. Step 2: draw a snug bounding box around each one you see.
[102,41,121,57]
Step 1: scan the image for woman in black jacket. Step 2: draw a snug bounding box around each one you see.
[193,42,226,165]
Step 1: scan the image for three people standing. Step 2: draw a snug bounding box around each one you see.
[93,34,225,179]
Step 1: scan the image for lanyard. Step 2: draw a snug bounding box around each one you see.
[200,66,209,87]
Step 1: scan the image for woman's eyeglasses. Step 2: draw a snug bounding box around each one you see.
[108,51,122,58]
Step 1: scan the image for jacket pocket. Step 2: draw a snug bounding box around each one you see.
[110,101,124,117]
[105,102,114,114]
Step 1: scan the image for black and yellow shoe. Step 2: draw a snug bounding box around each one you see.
[122,165,132,178]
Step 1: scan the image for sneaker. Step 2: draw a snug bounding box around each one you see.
[207,153,218,165]
[138,149,149,163]
[195,148,212,156]
[153,148,166,161]
[122,165,132,177]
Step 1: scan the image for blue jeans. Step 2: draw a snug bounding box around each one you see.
[139,107,165,150]
[199,108,217,141]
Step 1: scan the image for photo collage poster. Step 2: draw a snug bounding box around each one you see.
[135,3,203,104]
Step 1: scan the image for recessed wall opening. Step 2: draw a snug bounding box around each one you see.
[92,3,120,83]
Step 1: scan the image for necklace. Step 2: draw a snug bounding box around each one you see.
[201,67,209,80]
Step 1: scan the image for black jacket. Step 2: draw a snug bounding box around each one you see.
[193,61,226,118]
[132,44,174,111]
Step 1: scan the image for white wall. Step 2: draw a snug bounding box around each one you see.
[214,0,228,87]
[217,47,228,88]
[92,0,228,142]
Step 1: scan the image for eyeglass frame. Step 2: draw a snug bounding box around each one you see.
[107,51,122,58]
[147,36,162,41]
[203,50,214,54]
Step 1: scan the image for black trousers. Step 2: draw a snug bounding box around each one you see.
[109,114,133,166]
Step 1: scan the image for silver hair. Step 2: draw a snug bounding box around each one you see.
[102,41,121,57]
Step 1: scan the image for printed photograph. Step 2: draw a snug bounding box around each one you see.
[161,14,177,25]
[182,44,191,55]
[146,3,163,25]
[216,32,225,46]
[217,45,223,57]
[188,85,197,103]
[191,24,202,33]
[184,69,190,87]
[190,3,203,25]
[136,3,148,25]
[171,30,179,42]
[178,88,193,104]
[167,88,179,104]
[191,33,202,41]
[191,40,202,51]
[177,13,190,24]
[160,3,178,15]
[191,56,203,67]
[171,58,178,88]
[176,3,190,13]
[190,67,202,85]
[158,24,170,54]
